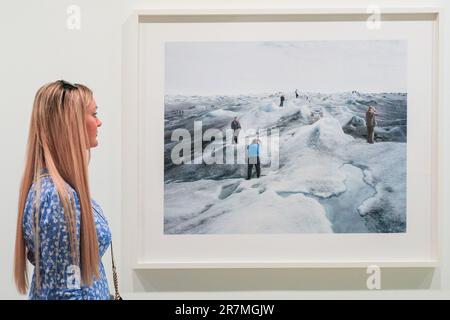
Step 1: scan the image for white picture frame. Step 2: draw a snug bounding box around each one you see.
[122,7,442,269]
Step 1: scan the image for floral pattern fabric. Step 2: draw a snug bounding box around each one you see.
[22,175,111,300]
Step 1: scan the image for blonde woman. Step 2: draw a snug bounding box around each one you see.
[14,80,110,299]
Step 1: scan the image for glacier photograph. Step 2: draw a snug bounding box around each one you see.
[163,40,407,234]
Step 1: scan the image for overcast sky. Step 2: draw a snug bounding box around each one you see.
[165,40,407,95]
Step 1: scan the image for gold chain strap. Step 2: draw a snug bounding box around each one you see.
[110,241,122,300]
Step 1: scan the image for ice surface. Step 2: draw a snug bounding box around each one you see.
[165,179,332,234]
[164,92,407,233]
[271,149,348,198]
[164,179,225,230]
[338,142,407,232]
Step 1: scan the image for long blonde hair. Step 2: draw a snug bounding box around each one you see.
[14,80,99,294]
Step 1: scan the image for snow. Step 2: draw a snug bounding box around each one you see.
[165,179,332,234]
[198,189,332,234]
[164,92,407,234]
[336,141,406,232]
[271,149,347,198]
[164,180,224,227]
[205,109,237,119]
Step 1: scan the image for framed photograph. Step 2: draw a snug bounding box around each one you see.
[122,7,442,268]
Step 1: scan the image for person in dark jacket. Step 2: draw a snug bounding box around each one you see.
[246,138,261,180]
[280,95,285,107]
[231,117,241,144]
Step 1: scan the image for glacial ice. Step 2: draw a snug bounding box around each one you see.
[164,92,407,233]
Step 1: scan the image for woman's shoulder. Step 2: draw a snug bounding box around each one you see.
[27,176,77,205]
[24,176,80,224]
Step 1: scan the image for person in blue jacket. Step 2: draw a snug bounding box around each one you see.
[246,138,261,180]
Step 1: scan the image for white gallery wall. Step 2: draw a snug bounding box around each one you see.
[0,0,448,299]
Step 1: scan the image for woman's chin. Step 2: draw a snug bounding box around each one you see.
[90,140,99,148]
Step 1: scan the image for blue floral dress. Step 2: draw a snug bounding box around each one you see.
[22,174,111,300]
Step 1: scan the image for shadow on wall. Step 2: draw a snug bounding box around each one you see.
[133,268,436,291]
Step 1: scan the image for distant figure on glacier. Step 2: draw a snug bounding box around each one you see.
[280,95,285,107]
[246,138,261,180]
[295,89,299,98]
[366,105,378,144]
[231,116,241,144]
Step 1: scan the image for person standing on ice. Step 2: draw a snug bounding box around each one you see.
[280,95,285,107]
[295,89,299,98]
[231,116,241,144]
[366,105,378,144]
[246,138,261,180]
